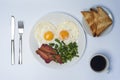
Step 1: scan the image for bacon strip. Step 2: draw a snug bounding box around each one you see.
[36,44,63,64]
[53,54,62,64]
[39,44,56,55]
[36,49,52,63]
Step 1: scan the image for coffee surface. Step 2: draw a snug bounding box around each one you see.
[90,55,107,72]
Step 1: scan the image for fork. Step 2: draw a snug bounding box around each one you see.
[18,21,24,64]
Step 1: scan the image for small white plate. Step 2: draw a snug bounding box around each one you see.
[29,12,86,69]
[82,6,114,37]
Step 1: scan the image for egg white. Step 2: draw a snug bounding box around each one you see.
[57,21,79,44]
[34,22,56,45]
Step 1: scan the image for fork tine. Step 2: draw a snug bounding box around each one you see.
[18,21,24,34]
[18,21,24,28]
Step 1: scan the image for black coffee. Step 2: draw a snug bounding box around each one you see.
[90,55,107,72]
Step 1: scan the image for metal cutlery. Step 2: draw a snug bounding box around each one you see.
[11,16,15,65]
[18,21,24,64]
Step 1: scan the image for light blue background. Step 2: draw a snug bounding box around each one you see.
[0,0,120,80]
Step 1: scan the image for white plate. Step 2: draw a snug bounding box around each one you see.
[82,6,114,37]
[29,12,86,69]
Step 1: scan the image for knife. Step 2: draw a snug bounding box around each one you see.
[11,16,15,65]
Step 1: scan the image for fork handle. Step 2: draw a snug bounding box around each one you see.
[18,35,22,64]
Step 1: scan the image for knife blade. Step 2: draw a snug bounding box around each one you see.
[11,16,15,40]
[11,16,15,65]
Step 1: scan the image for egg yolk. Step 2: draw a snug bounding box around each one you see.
[44,31,54,41]
[60,30,69,40]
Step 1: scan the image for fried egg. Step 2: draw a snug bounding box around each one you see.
[34,22,56,44]
[57,21,79,44]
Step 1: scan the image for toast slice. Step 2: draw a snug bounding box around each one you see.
[95,7,112,36]
[81,11,97,36]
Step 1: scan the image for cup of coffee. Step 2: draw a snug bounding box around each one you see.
[90,54,109,72]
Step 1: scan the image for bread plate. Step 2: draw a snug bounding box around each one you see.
[81,6,114,37]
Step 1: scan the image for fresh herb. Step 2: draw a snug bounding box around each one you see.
[49,39,79,63]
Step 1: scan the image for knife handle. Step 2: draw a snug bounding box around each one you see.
[18,35,22,64]
[11,40,15,65]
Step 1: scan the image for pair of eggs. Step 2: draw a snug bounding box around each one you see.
[34,21,79,44]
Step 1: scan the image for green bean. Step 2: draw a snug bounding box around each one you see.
[49,39,79,63]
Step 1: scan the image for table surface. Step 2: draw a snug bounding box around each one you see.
[0,0,120,80]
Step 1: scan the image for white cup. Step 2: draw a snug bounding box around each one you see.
[90,53,109,73]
